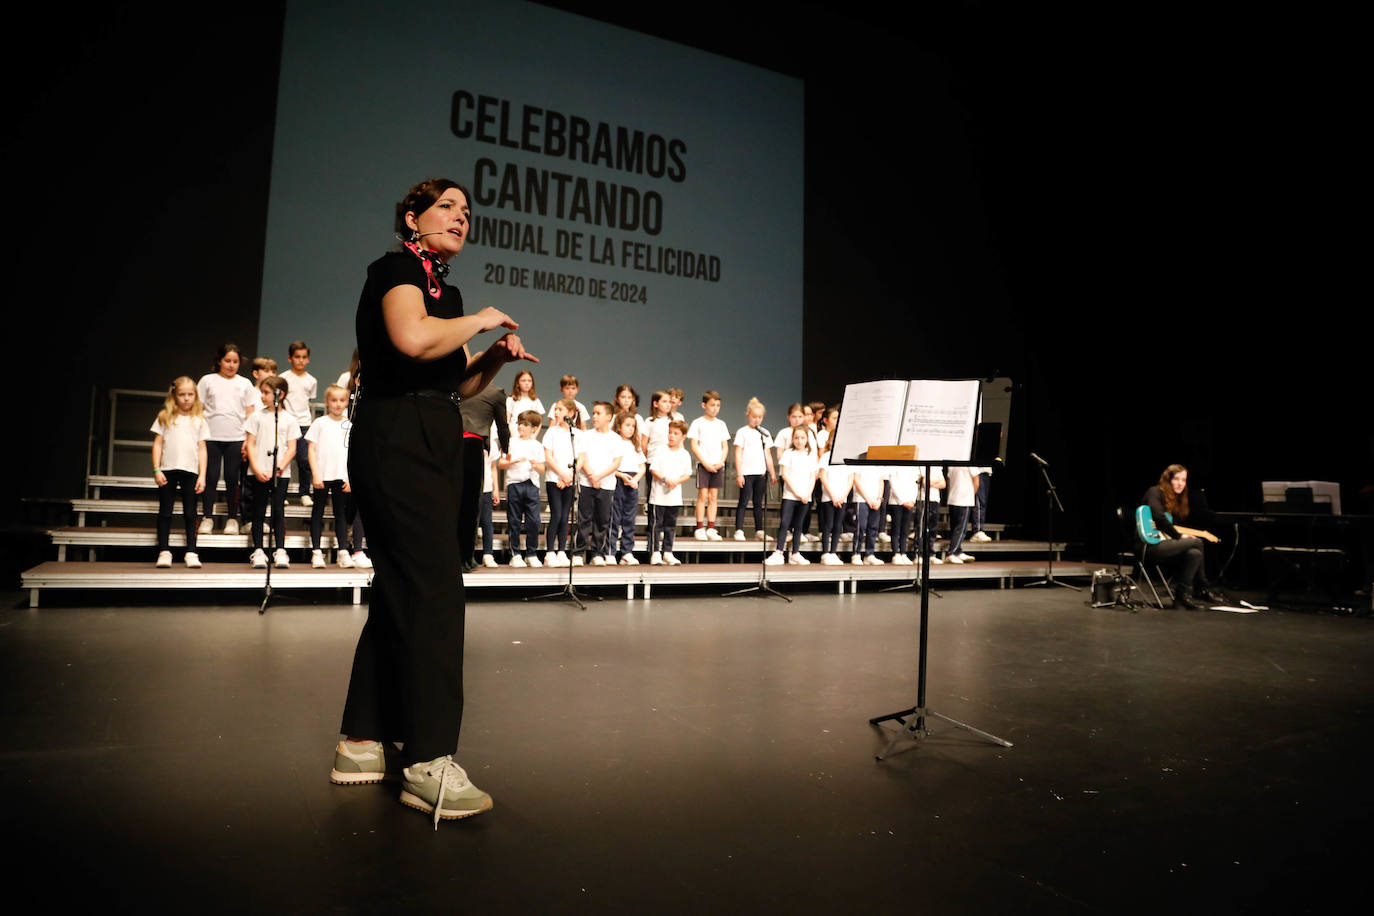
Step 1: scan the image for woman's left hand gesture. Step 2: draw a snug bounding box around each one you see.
[492,333,538,365]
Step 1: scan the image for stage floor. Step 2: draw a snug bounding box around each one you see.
[3,587,1370,912]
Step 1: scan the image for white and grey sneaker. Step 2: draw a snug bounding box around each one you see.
[274,548,290,569]
[183,552,201,569]
[733,529,746,541]
[399,755,493,828]
[649,551,663,565]
[223,518,240,537]
[250,548,268,569]
[352,551,373,569]
[337,550,356,568]
[198,517,215,536]
[155,550,173,568]
[311,549,327,569]
[664,552,682,566]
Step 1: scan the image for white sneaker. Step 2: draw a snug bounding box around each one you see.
[223,518,240,536]
[557,551,569,566]
[274,549,290,568]
[765,551,785,566]
[664,552,682,565]
[946,554,964,564]
[155,550,173,568]
[878,532,891,545]
[352,551,373,568]
[184,552,201,569]
[706,528,723,540]
[337,550,355,568]
[591,555,606,566]
[893,554,913,566]
[312,549,326,569]
[694,528,708,540]
[930,555,945,565]
[969,531,992,543]
[622,554,639,565]
[734,529,746,541]
[300,494,314,507]
[482,554,498,568]
[573,555,585,566]
[510,555,527,568]
[528,556,542,568]
[839,532,853,544]
[650,552,663,565]
[851,554,864,566]
[250,548,268,568]
[955,553,975,562]
[803,533,819,543]
[198,516,215,535]
[788,553,810,565]
[864,555,884,565]
[755,531,766,539]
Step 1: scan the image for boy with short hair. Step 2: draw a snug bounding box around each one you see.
[649,420,693,565]
[687,390,729,540]
[574,401,622,565]
[499,410,547,567]
[547,374,589,430]
[283,341,319,505]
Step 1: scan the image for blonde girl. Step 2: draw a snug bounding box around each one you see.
[151,377,209,568]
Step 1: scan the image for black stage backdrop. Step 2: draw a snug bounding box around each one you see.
[4,3,1367,566]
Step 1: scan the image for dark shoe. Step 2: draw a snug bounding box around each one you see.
[1175,586,1203,610]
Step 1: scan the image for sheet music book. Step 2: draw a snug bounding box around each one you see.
[828,379,981,465]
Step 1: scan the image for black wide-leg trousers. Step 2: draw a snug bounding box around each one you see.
[340,395,466,766]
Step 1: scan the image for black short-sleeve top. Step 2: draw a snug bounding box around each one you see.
[355,250,467,396]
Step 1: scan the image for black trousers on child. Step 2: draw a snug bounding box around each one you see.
[203,440,242,519]
[340,395,467,766]
[157,469,198,552]
[576,487,613,558]
[251,474,289,550]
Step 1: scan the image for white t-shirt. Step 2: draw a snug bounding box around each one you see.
[642,415,673,463]
[946,466,988,507]
[649,447,693,506]
[245,410,302,479]
[197,373,257,440]
[305,414,350,483]
[150,414,209,474]
[281,370,317,428]
[733,425,773,476]
[616,441,645,482]
[686,416,730,468]
[779,449,819,503]
[918,466,945,504]
[851,467,887,505]
[504,436,544,486]
[887,467,922,505]
[336,371,352,390]
[821,465,854,503]
[542,424,575,486]
[577,428,623,491]
[507,395,545,427]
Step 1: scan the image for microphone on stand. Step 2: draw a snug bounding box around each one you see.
[1029,452,1049,467]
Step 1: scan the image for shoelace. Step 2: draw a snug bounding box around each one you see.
[417,755,469,830]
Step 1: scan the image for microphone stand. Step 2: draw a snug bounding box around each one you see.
[1023,453,1080,591]
[260,389,284,614]
[527,414,593,610]
[725,425,790,602]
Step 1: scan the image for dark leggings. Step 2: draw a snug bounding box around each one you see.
[777,498,806,555]
[251,475,289,550]
[311,480,364,552]
[735,474,767,533]
[157,469,198,552]
[546,482,573,552]
[1145,537,1205,589]
[820,501,846,554]
[203,439,243,518]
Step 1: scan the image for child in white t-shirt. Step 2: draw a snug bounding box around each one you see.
[945,466,988,563]
[197,343,257,535]
[611,410,646,564]
[542,399,577,566]
[688,390,729,540]
[574,402,622,565]
[733,398,776,541]
[244,376,300,569]
[283,340,319,504]
[766,427,819,565]
[851,464,888,565]
[818,461,853,565]
[648,420,693,565]
[546,374,589,430]
[151,376,209,568]
[506,369,544,430]
[306,384,367,569]
[499,410,547,567]
[642,390,675,467]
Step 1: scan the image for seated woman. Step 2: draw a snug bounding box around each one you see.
[1142,464,1223,609]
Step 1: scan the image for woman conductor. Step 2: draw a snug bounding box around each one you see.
[328,178,536,827]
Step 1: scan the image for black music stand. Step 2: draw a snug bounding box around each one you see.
[853,458,1014,758]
